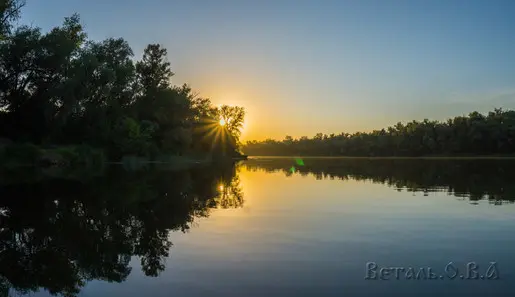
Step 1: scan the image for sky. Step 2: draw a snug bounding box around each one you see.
[20,0,515,141]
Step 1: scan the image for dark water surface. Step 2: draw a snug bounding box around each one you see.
[2,157,515,297]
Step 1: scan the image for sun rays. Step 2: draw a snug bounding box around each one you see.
[194,105,245,156]
[196,117,230,153]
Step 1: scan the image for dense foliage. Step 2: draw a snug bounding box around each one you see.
[244,109,515,156]
[0,1,245,160]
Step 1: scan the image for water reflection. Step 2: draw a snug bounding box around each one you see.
[2,158,515,297]
[0,164,243,297]
[245,158,515,204]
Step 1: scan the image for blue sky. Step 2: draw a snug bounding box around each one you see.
[20,0,515,140]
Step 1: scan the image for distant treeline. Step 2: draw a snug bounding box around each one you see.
[243,109,515,156]
[0,1,244,160]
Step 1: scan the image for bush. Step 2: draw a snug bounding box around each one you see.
[52,145,106,167]
[0,143,43,166]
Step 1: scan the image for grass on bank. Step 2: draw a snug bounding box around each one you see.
[0,143,105,168]
[0,141,243,171]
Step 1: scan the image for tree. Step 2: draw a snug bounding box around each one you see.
[0,0,24,39]
[0,5,246,161]
[136,44,172,97]
[218,105,245,141]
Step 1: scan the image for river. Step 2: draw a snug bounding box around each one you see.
[1,157,514,297]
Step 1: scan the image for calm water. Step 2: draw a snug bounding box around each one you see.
[2,157,515,297]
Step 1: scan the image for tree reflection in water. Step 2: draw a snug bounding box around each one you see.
[245,158,515,204]
[0,163,243,297]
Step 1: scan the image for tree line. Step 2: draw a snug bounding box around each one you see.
[243,109,515,156]
[0,1,245,160]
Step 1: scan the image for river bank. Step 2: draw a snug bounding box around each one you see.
[0,142,247,170]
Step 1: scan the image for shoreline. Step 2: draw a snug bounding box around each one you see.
[246,155,515,160]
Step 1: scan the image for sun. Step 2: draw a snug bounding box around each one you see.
[219,119,226,126]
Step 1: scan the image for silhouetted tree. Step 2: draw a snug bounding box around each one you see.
[0,6,245,161]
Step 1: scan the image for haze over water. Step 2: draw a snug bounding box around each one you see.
[3,158,515,297]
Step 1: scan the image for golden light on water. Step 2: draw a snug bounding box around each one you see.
[219,119,226,126]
